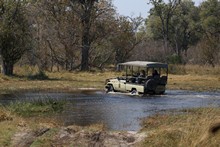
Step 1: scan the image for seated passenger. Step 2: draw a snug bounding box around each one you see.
[140,70,146,78]
[135,72,140,83]
[152,70,160,78]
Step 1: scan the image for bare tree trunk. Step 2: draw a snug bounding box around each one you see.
[81,10,92,71]
[81,39,90,71]
[57,65,60,72]
[3,61,14,76]
[163,36,169,54]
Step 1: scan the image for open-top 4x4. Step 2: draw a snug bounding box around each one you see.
[105,61,168,95]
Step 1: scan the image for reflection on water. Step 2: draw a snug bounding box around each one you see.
[0,90,220,131]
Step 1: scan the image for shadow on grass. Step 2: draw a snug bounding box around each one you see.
[14,72,102,82]
[27,71,50,80]
[13,71,58,81]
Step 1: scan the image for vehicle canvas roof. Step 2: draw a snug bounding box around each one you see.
[118,61,168,68]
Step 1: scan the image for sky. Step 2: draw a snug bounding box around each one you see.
[113,0,204,18]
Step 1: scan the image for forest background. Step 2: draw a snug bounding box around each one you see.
[0,0,219,76]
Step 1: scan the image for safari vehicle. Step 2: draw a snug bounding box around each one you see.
[105,61,168,95]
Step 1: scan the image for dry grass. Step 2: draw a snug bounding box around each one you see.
[0,105,62,147]
[0,65,219,94]
[185,65,220,75]
[169,64,220,75]
[0,108,21,146]
[0,71,120,94]
[168,74,220,91]
[140,108,220,147]
[161,64,220,91]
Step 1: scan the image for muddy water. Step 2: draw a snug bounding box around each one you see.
[0,90,220,131]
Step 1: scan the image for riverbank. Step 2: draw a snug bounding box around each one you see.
[0,100,147,146]
[1,106,219,146]
[139,108,220,146]
[0,71,220,94]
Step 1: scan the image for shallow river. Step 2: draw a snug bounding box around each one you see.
[0,90,220,131]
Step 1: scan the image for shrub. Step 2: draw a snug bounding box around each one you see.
[28,70,49,80]
[167,54,183,64]
[169,64,186,75]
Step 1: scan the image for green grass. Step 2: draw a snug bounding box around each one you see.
[6,98,65,117]
[0,99,64,146]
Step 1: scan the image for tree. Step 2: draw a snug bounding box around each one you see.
[88,1,117,69]
[147,0,200,63]
[41,0,81,71]
[0,1,31,75]
[149,0,180,53]
[56,0,115,71]
[198,0,220,66]
[69,0,98,71]
[111,16,145,65]
[169,0,200,57]
[24,0,116,71]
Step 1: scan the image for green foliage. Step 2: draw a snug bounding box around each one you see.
[145,15,163,39]
[7,99,65,117]
[200,0,220,35]
[111,16,144,64]
[147,0,200,58]
[0,0,219,70]
[167,54,182,64]
[198,0,220,66]
[0,1,31,75]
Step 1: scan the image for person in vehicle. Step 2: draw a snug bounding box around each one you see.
[152,69,159,77]
[136,70,146,84]
[140,70,146,77]
[134,72,140,83]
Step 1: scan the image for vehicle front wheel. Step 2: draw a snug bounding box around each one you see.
[106,85,114,93]
[131,89,137,95]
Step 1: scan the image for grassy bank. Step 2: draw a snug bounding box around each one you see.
[0,99,65,146]
[139,108,220,147]
[168,65,220,91]
[1,73,219,94]
[0,71,121,94]
[0,65,219,94]
[1,106,219,146]
[168,74,220,91]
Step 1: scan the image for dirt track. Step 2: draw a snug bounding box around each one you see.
[12,125,147,147]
